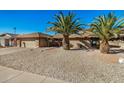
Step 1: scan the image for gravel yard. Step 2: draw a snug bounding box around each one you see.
[0,47,29,55]
[0,47,124,83]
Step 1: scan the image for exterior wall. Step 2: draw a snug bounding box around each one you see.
[109,40,124,48]
[39,38,48,47]
[0,38,5,46]
[16,40,21,47]
[4,39,14,47]
[0,39,13,47]
[0,34,15,47]
[17,38,49,48]
[70,40,81,49]
[5,39,10,46]
[70,39,92,49]
[18,38,39,48]
[11,39,16,46]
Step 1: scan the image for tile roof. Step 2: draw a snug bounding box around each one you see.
[16,32,51,39]
[52,31,98,39]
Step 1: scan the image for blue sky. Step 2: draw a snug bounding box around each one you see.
[0,10,124,35]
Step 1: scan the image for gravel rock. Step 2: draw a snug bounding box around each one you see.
[0,47,124,83]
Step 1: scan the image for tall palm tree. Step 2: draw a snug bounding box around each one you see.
[90,12,124,53]
[48,11,82,50]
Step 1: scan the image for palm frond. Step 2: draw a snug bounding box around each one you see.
[47,11,82,35]
[90,12,124,41]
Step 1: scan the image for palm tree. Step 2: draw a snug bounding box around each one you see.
[48,11,82,50]
[90,12,124,54]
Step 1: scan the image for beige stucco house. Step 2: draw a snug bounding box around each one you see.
[16,32,51,48]
[52,31,99,49]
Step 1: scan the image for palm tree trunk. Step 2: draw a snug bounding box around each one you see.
[100,40,109,54]
[62,34,70,50]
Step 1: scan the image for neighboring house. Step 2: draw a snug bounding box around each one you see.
[0,33,17,47]
[16,32,51,48]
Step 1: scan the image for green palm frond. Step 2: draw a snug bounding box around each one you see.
[90,12,124,41]
[47,11,82,35]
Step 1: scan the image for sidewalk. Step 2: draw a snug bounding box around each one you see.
[0,65,66,83]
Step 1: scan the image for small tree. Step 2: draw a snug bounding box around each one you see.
[90,12,124,53]
[48,11,82,50]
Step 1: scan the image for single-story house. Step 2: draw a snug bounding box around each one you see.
[52,31,99,49]
[16,32,51,48]
[52,30,124,49]
[0,33,17,47]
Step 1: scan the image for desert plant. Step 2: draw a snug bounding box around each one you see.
[90,12,124,53]
[48,11,82,50]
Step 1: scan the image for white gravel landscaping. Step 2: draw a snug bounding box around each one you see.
[0,47,29,55]
[0,47,124,83]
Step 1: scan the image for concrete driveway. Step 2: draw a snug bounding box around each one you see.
[0,65,65,83]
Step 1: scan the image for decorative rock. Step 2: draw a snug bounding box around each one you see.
[118,57,124,64]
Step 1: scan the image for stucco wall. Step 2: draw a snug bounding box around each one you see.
[39,38,48,47]
[16,40,21,47]
[0,38,5,46]
[70,40,92,49]
[109,40,124,48]
[20,38,38,48]
[17,38,49,48]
